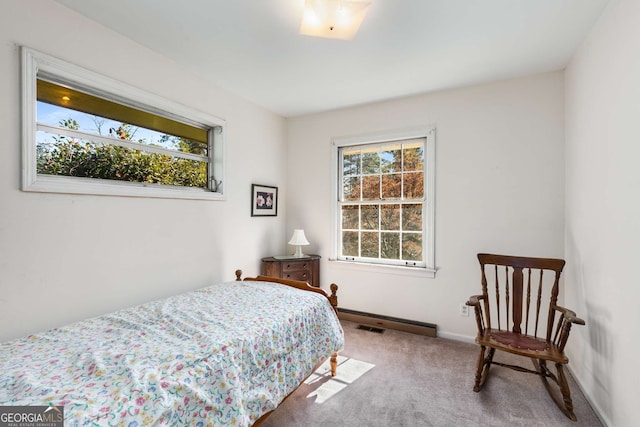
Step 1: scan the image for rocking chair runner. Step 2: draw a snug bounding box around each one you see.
[466,253,585,421]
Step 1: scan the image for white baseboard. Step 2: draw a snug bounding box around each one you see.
[437,330,476,344]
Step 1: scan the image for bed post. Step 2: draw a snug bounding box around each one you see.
[329,283,339,312]
[330,352,339,377]
[235,270,242,281]
[328,283,339,377]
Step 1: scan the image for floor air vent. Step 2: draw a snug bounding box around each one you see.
[357,325,385,334]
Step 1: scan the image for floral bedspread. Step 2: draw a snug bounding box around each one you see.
[0,281,344,426]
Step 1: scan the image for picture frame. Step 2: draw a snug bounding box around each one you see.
[251,184,278,217]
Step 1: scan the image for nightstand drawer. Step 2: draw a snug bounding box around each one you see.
[284,270,311,282]
[282,260,311,272]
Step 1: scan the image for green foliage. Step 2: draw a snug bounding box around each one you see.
[58,118,80,131]
[159,134,207,156]
[108,123,138,141]
[37,120,207,188]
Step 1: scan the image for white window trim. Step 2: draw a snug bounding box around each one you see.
[21,47,226,201]
[330,127,436,277]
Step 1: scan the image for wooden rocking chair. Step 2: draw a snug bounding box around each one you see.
[466,253,585,421]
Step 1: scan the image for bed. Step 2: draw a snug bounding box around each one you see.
[0,271,344,426]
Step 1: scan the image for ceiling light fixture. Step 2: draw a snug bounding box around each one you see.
[300,0,371,40]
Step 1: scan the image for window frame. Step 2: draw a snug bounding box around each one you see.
[21,47,226,200]
[330,127,436,277]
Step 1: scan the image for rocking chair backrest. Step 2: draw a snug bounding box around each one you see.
[477,253,565,341]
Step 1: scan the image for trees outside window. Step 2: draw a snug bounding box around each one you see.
[36,101,211,189]
[22,47,225,200]
[333,129,435,272]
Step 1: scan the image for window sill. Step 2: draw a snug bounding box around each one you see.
[328,258,437,278]
[22,175,224,201]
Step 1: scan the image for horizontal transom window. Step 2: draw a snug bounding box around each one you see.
[22,47,226,200]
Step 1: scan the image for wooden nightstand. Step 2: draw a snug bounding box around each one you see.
[261,255,320,287]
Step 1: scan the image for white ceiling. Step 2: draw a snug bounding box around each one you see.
[55,0,609,117]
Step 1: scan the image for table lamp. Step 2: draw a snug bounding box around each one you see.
[288,229,310,257]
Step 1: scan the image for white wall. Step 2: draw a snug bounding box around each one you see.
[564,0,640,425]
[1,2,630,423]
[287,72,565,340]
[0,1,288,342]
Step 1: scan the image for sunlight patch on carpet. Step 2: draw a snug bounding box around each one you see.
[304,355,375,403]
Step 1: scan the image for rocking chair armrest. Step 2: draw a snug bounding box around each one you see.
[554,305,586,326]
[466,295,486,335]
[552,304,585,352]
[466,294,484,307]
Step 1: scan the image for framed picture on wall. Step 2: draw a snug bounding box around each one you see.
[251,184,278,217]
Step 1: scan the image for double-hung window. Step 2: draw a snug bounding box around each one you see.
[22,48,225,200]
[332,128,435,275]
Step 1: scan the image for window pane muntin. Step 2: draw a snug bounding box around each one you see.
[340,140,426,201]
[336,134,431,268]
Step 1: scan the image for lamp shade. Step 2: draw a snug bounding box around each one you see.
[288,229,310,246]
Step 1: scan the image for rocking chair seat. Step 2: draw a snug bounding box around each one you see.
[478,329,568,363]
[490,330,548,351]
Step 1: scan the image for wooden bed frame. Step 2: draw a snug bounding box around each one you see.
[234,270,341,426]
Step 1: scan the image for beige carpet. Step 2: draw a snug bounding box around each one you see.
[262,320,602,427]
